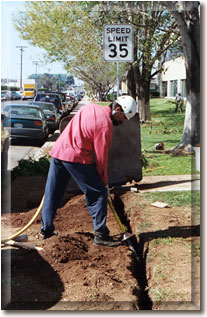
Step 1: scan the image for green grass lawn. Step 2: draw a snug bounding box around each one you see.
[142,191,200,207]
[141,98,196,176]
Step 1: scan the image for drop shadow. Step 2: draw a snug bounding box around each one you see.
[112,178,199,193]
[1,248,64,310]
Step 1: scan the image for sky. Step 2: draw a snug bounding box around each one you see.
[0,0,77,83]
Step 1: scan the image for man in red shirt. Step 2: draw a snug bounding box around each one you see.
[41,95,137,247]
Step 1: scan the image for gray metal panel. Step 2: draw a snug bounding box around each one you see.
[108,113,142,186]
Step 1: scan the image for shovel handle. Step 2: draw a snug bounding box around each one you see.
[107,197,127,233]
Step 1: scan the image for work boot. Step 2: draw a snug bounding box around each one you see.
[93,232,122,247]
[40,229,58,240]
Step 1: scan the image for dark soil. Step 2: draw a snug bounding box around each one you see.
[1,177,200,311]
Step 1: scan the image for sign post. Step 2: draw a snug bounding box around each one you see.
[116,62,120,97]
[103,24,134,97]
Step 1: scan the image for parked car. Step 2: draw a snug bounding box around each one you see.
[1,91,11,101]
[3,104,49,142]
[33,93,66,115]
[76,93,82,101]
[33,92,60,113]
[65,91,78,107]
[41,91,73,113]
[11,91,22,100]
[51,91,73,112]
[80,90,85,98]
[1,112,10,175]
[28,101,60,133]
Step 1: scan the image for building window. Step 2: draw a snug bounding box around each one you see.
[170,80,178,97]
[181,79,187,97]
[161,81,167,97]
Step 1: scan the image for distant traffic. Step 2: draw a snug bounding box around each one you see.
[1,89,85,143]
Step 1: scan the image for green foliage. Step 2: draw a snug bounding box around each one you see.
[66,75,75,86]
[141,150,148,169]
[1,86,20,91]
[11,156,50,180]
[107,93,117,102]
[31,73,65,91]
[13,2,124,99]
[13,1,180,102]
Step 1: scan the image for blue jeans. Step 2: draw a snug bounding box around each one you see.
[41,157,109,234]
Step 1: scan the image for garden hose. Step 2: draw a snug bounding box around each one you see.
[143,165,166,173]
[1,195,44,244]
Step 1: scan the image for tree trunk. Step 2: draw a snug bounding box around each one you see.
[126,64,136,100]
[136,79,151,122]
[127,63,152,122]
[163,1,200,149]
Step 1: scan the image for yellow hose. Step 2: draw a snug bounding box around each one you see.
[1,195,44,244]
[143,165,166,173]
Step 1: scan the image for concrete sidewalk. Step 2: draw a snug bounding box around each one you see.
[134,174,200,192]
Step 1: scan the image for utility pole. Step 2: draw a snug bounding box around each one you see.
[33,60,41,77]
[16,46,27,91]
[33,60,41,87]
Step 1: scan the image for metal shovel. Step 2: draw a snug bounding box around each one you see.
[107,195,139,261]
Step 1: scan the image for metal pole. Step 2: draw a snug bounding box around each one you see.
[20,51,23,90]
[16,46,27,91]
[33,61,40,87]
[117,61,120,97]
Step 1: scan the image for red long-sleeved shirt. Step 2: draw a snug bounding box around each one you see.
[50,103,113,185]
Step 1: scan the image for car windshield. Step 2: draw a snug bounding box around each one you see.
[41,104,55,111]
[29,102,55,112]
[58,94,66,102]
[5,106,41,118]
[35,94,59,104]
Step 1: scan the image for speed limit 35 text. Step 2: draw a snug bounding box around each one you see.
[106,27,131,42]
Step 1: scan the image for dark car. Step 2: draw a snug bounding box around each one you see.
[33,93,66,114]
[55,91,73,112]
[1,112,10,175]
[11,91,22,100]
[29,101,60,133]
[3,104,49,142]
[41,91,73,113]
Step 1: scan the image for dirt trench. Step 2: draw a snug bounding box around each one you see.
[1,182,200,310]
[1,192,142,310]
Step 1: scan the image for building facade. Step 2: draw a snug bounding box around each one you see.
[160,55,187,98]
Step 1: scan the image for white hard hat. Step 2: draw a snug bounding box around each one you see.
[116,95,137,120]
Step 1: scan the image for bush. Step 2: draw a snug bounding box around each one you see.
[150,91,160,98]
[107,93,117,102]
[11,156,50,180]
[1,86,20,91]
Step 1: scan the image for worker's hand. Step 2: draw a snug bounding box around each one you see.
[105,185,110,197]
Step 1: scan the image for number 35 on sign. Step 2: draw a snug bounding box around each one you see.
[103,24,134,62]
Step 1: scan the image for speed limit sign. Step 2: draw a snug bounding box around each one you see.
[103,24,134,62]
